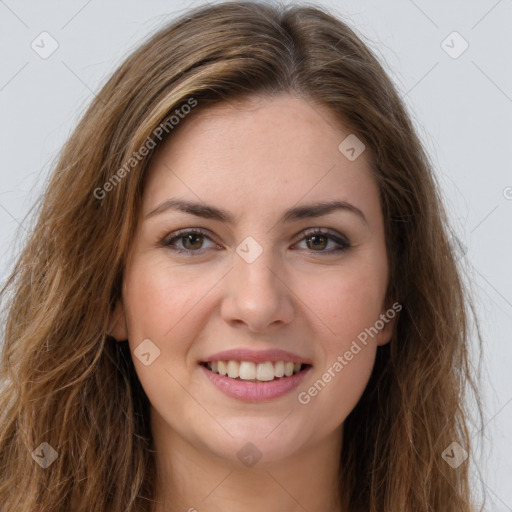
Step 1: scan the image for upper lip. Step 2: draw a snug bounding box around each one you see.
[201,348,313,365]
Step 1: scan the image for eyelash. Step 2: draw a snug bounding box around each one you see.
[161,228,351,256]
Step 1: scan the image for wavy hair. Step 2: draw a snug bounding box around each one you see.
[0,1,484,510]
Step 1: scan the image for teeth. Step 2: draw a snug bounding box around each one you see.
[239,361,256,380]
[256,361,275,381]
[217,360,227,376]
[227,360,239,378]
[205,360,305,381]
[274,361,285,378]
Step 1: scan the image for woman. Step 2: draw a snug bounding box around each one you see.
[0,1,484,511]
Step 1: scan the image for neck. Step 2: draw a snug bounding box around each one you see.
[151,411,344,512]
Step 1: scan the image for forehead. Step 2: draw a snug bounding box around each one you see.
[143,94,381,225]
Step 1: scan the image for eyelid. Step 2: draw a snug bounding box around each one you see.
[294,227,350,246]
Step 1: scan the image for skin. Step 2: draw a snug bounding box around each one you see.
[110,93,395,512]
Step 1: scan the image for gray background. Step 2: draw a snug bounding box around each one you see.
[1,0,511,509]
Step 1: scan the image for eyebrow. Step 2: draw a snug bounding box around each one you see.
[145,198,368,226]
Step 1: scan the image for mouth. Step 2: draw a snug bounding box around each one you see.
[199,360,312,383]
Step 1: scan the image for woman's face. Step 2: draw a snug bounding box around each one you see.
[111,93,394,466]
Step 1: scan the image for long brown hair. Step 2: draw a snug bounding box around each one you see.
[0,1,484,510]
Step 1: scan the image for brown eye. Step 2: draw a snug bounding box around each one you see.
[162,229,218,255]
[295,229,351,255]
[162,228,350,256]
[181,233,204,250]
[305,234,328,251]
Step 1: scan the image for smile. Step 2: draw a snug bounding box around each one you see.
[201,360,308,381]
[199,360,312,402]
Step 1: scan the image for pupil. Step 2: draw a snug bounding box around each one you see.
[184,234,202,250]
[308,235,326,250]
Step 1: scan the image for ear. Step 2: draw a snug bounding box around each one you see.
[375,302,400,347]
[108,299,129,341]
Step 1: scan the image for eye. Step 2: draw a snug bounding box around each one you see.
[161,227,351,256]
[161,228,219,255]
[293,228,351,255]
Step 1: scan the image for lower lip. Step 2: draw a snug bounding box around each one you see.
[199,364,312,402]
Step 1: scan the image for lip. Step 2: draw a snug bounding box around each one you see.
[200,348,312,365]
[200,363,312,402]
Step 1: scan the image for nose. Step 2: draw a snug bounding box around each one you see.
[220,245,295,333]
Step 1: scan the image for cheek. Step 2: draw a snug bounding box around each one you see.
[121,259,218,414]
[296,256,386,425]
[296,334,376,432]
[123,258,218,341]
[298,261,387,343]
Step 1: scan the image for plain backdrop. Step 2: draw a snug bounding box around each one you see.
[1,0,511,509]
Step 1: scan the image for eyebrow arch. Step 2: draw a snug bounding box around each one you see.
[145,198,368,226]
